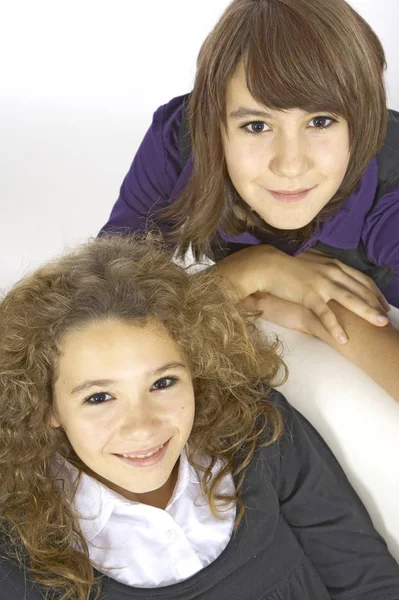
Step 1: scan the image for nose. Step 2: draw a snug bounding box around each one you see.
[119,398,162,442]
[268,131,310,179]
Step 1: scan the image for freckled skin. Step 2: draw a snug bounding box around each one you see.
[51,319,195,509]
[222,62,351,230]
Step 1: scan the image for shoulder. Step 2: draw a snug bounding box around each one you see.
[255,390,334,475]
[151,93,189,159]
[0,538,39,599]
[363,112,399,269]
[376,109,399,199]
[349,110,399,272]
[118,93,191,212]
[250,390,299,475]
[264,388,295,424]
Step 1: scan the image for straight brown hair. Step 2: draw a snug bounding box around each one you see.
[162,0,387,259]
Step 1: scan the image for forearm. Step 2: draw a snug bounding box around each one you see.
[214,247,398,396]
[315,301,399,402]
[213,245,282,300]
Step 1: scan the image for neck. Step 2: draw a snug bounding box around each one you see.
[94,458,181,510]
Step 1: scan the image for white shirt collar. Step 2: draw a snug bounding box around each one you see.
[52,450,236,588]
[52,447,196,541]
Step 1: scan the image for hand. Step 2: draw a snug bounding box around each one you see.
[242,293,399,402]
[241,292,320,336]
[217,245,389,344]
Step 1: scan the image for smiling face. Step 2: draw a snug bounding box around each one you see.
[222,63,351,230]
[51,318,195,508]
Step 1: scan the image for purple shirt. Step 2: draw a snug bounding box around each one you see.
[101,94,399,306]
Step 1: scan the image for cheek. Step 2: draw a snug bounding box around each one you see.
[322,153,349,183]
[224,137,264,182]
[171,393,195,432]
[63,413,114,455]
[313,136,350,179]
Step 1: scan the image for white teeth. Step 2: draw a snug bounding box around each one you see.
[121,444,164,459]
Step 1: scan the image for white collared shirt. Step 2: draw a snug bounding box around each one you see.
[52,450,235,588]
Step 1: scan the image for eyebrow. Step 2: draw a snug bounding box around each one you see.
[228,107,274,120]
[70,362,187,396]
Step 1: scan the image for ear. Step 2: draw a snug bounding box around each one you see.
[50,413,61,428]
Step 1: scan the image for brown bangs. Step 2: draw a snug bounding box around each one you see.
[243,4,348,118]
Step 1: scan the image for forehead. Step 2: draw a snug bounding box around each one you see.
[225,63,295,115]
[56,319,184,383]
[226,64,253,106]
[225,60,345,120]
[226,64,321,120]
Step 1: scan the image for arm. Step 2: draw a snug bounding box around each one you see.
[275,392,399,598]
[243,294,399,402]
[245,293,399,402]
[215,244,389,344]
[312,301,399,402]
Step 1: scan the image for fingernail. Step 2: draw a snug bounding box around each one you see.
[377,315,388,323]
[338,334,348,344]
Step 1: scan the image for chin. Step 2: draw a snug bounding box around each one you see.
[264,217,314,231]
[279,221,313,230]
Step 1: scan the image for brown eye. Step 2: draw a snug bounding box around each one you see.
[150,377,178,391]
[242,121,270,134]
[84,392,112,405]
[309,116,336,129]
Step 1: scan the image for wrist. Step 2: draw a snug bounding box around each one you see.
[217,244,282,300]
[251,244,286,291]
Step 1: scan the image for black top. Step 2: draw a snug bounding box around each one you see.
[1,391,399,599]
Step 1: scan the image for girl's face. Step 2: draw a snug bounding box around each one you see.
[51,318,195,508]
[222,63,351,230]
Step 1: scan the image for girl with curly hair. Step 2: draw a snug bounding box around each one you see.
[100,0,399,397]
[0,234,398,600]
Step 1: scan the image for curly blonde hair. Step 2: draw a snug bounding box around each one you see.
[0,234,286,600]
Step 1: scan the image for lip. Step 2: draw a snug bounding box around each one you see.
[267,185,317,203]
[114,439,170,468]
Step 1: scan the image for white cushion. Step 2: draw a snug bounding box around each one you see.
[260,307,399,562]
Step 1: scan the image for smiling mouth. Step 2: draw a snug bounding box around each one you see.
[270,188,310,194]
[121,445,164,459]
[267,185,317,203]
[113,439,171,467]
[116,441,168,459]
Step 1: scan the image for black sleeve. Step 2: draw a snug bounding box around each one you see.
[0,560,41,599]
[274,392,399,599]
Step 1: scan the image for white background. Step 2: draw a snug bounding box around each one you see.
[1,0,399,290]
[1,0,399,564]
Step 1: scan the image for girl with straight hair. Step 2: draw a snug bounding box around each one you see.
[0,234,399,600]
[101,0,399,397]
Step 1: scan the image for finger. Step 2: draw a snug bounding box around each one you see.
[255,294,318,335]
[257,295,309,331]
[326,262,390,311]
[322,265,388,315]
[239,293,267,314]
[305,294,349,343]
[328,285,389,327]
[374,291,390,313]
[382,297,392,312]
[337,280,385,314]
[342,265,391,312]
[301,253,390,312]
